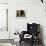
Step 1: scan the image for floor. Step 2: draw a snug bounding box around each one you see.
[0,41,43,46]
[0,43,12,46]
[19,41,43,46]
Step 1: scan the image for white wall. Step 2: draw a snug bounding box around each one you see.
[0,0,8,3]
[8,0,46,46]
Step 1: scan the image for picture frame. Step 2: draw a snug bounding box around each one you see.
[16,10,25,17]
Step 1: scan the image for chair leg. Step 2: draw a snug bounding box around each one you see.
[20,41,21,45]
[30,39,34,46]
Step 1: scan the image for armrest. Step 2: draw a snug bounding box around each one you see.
[19,31,27,41]
[19,34,24,41]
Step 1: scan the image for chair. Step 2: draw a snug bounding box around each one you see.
[19,23,40,46]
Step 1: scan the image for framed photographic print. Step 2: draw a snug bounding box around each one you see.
[16,10,25,17]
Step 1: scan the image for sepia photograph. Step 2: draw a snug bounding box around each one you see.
[16,10,25,17]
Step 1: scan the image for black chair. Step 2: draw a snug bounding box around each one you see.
[19,23,40,46]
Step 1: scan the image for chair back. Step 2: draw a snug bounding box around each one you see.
[27,23,40,35]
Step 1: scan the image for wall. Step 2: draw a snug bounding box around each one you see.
[9,0,46,45]
[0,0,8,3]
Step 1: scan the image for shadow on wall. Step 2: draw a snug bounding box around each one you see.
[40,25,45,46]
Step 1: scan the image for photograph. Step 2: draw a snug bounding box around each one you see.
[16,10,25,17]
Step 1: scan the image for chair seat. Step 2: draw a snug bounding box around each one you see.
[24,34,32,38]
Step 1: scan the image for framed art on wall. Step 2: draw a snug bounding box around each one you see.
[16,10,25,17]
